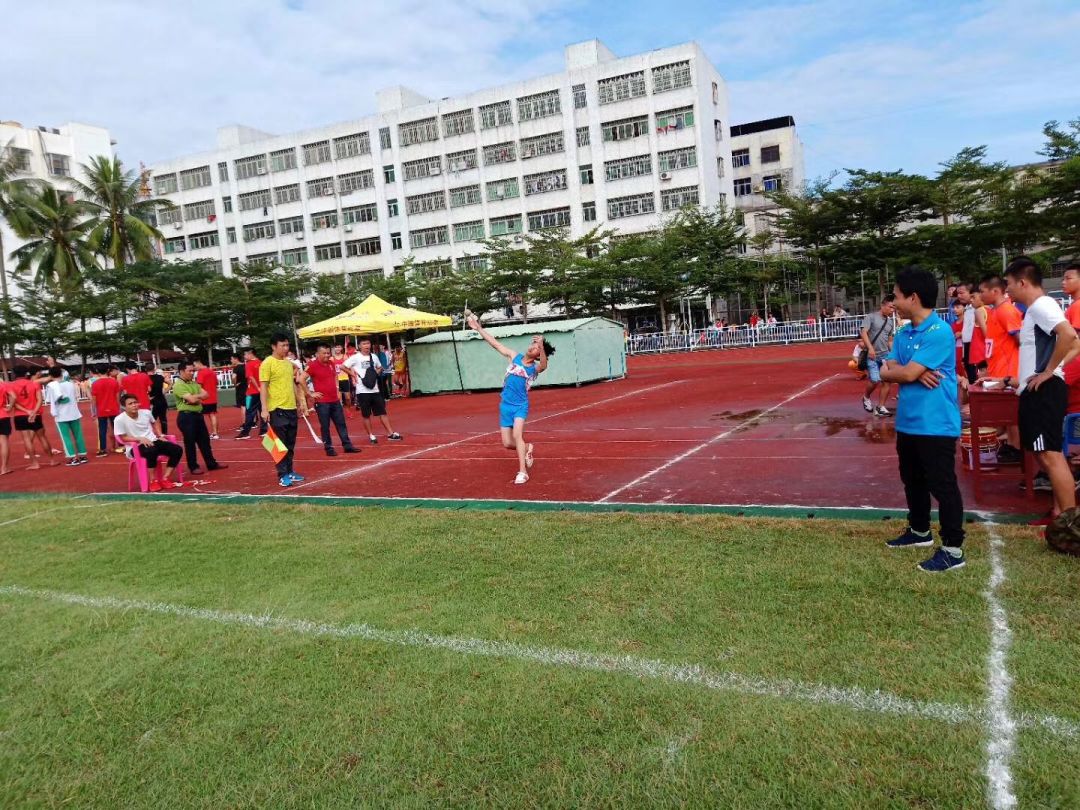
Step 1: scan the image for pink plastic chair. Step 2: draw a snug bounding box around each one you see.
[121,435,184,492]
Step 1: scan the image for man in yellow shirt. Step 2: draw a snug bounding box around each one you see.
[260,333,315,487]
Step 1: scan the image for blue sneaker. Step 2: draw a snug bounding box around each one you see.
[886,528,934,548]
[918,547,966,573]
[279,476,293,488]
[288,472,305,483]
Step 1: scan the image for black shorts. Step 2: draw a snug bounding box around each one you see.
[356,392,387,418]
[203,403,218,414]
[14,415,41,432]
[338,379,351,394]
[1019,376,1068,453]
[0,418,10,436]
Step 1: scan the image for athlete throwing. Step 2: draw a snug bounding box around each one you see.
[466,311,553,484]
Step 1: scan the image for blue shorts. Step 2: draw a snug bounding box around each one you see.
[499,400,528,428]
[867,357,884,384]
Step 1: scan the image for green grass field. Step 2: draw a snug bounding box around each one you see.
[1,496,1078,808]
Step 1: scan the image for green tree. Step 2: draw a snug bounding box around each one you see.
[1038,118,1080,162]
[8,184,98,290]
[482,236,543,322]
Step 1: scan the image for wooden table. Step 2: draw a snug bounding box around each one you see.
[967,386,1035,501]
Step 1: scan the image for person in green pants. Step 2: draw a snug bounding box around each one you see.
[44,367,88,465]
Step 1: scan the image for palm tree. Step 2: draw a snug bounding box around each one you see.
[9,184,98,290]
[75,155,171,271]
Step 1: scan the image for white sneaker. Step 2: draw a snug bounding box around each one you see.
[209,433,219,440]
[862,397,873,413]
[514,472,529,485]
[875,405,891,417]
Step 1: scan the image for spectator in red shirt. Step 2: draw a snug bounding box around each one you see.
[121,362,152,410]
[193,357,221,439]
[0,375,15,474]
[304,343,360,456]
[236,347,268,438]
[11,368,57,469]
[1061,264,1080,417]
[91,365,122,457]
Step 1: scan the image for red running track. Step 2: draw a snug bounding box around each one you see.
[0,343,1042,514]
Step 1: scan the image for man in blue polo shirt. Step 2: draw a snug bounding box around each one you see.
[879,265,965,572]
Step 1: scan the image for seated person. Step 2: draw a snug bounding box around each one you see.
[113,393,183,491]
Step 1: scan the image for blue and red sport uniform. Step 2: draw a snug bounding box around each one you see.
[499,353,538,428]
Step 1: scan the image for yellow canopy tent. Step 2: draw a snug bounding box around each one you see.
[297,294,451,338]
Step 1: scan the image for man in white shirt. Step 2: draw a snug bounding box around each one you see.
[343,337,403,445]
[1005,256,1080,524]
[44,367,87,465]
[114,394,184,489]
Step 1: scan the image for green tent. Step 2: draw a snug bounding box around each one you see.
[407,317,627,394]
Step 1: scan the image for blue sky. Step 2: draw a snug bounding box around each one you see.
[4,0,1078,182]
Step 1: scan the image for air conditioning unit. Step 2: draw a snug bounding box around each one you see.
[493,190,504,199]
[429,167,441,176]
[659,172,672,181]
[343,225,353,233]
[513,235,524,243]
[174,223,183,230]
[296,233,305,240]
[256,166,267,175]
[753,185,763,193]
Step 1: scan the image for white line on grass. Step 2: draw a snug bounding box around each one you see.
[0,583,1075,741]
[288,384,685,492]
[596,374,842,503]
[0,503,110,528]
[982,519,1017,810]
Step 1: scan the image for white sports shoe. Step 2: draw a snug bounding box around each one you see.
[862,397,873,413]
[514,472,529,485]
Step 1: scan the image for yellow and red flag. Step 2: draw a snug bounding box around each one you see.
[261,427,288,464]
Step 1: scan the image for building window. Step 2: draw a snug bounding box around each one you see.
[403,155,442,181]
[479,100,513,129]
[311,210,338,230]
[274,184,301,205]
[270,148,297,172]
[416,260,452,279]
[762,174,782,192]
[158,207,183,226]
[342,203,378,225]
[733,178,753,196]
[519,132,564,160]
[489,214,523,236]
[658,147,697,173]
[243,220,275,242]
[222,196,233,213]
[390,232,402,250]
[597,71,646,105]
[717,157,725,177]
[442,110,475,138]
[761,145,781,164]
[579,165,593,185]
[732,148,750,168]
[154,174,178,195]
[315,242,343,261]
[278,215,305,235]
[715,120,724,141]
[346,236,382,257]
[339,170,375,194]
[302,140,333,165]
[4,147,31,172]
[486,177,519,201]
[572,83,587,109]
[601,115,649,142]
[387,199,399,217]
[450,184,482,208]
[306,177,335,198]
[398,117,439,147]
[524,169,567,196]
[527,207,571,230]
[203,260,223,274]
[406,191,447,215]
[409,225,450,248]
[446,149,478,172]
[282,247,308,267]
[453,220,485,242]
[183,199,216,220]
[457,255,489,272]
[582,202,596,222]
[45,154,71,177]
[230,257,241,271]
[239,189,272,211]
[652,61,692,94]
[604,154,652,182]
[334,133,370,159]
[712,82,719,104]
[656,106,695,133]
[383,165,396,183]
[216,161,228,181]
[482,141,516,166]
[379,127,391,150]
[517,90,561,122]
[348,269,382,285]
[576,126,590,147]
[607,193,655,219]
[247,251,279,265]
[226,227,237,244]
[188,231,219,250]
[235,155,268,180]
[163,236,186,254]
[661,185,700,211]
[179,165,211,190]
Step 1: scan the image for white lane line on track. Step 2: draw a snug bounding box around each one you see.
[596,374,841,503]
[981,518,1017,810]
[0,583,1075,741]
[287,383,685,492]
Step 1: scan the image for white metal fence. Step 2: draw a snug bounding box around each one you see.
[626,316,867,355]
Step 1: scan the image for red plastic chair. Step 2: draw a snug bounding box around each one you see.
[121,436,184,492]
